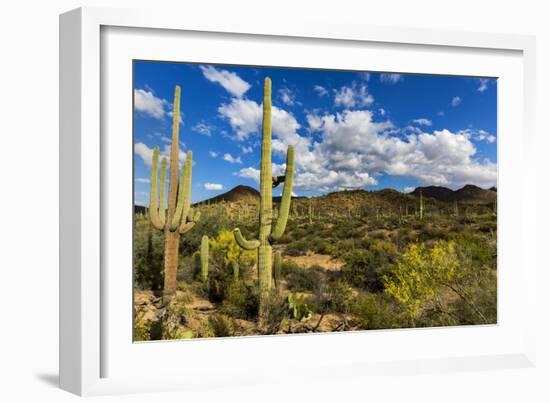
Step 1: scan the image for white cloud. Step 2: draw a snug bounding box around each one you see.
[278,87,296,106]
[359,72,371,81]
[199,65,251,98]
[223,153,242,164]
[478,78,489,92]
[134,142,188,167]
[313,85,328,97]
[378,108,386,116]
[134,89,168,119]
[217,83,495,192]
[192,121,213,136]
[135,178,150,184]
[403,186,415,193]
[237,166,260,182]
[459,129,496,144]
[134,142,155,166]
[306,114,323,132]
[437,111,445,117]
[209,151,219,158]
[412,118,432,126]
[380,73,403,84]
[218,98,262,140]
[334,82,374,108]
[204,183,224,190]
[241,145,253,154]
[451,96,462,107]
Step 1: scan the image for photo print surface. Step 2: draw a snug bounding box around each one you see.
[133,61,497,341]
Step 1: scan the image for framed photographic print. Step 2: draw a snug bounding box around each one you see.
[60,7,537,396]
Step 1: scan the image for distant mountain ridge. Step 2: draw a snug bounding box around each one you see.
[411,184,496,203]
[135,183,496,213]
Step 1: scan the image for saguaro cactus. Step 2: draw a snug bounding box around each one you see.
[200,235,209,282]
[231,260,239,282]
[233,77,295,323]
[273,251,282,290]
[149,85,200,297]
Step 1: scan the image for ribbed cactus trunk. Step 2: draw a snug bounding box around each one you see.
[273,251,281,291]
[258,77,274,304]
[148,86,199,300]
[200,235,209,282]
[232,260,239,282]
[233,77,294,327]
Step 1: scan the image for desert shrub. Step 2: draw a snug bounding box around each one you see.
[286,265,323,292]
[133,215,164,291]
[450,232,494,267]
[384,240,496,326]
[351,292,400,330]
[341,240,398,292]
[208,314,235,337]
[222,281,259,320]
[179,209,230,256]
[209,230,256,272]
[478,221,497,233]
[308,279,353,315]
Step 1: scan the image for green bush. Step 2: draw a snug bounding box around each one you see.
[341,240,398,292]
[286,265,323,292]
[222,281,259,320]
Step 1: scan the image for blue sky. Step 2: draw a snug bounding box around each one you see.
[133,61,497,206]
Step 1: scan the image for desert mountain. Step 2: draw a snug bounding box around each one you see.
[411,184,496,204]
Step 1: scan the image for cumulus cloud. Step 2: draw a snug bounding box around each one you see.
[135,178,150,184]
[412,118,432,126]
[380,73,403,84]
[403,186,415,193]
[204,183,224,190]
[209,151,219,158]
[451,96,462,107]
[278,87,296,106]
[200,65,251,98]
[134,142,188,167]
[134,89,168,119]
[223,153,242,164]
[218,98,262,140]
[459,129,496,144]
[218,80,495,192]
[359,72,371,81]
[313,85,328,97]
[241,145,253,154]
[334,82,374,108]
[192,121,213,136]
[478,78,489,92]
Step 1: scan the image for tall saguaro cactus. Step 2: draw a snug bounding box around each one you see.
[232,77,295,323]
[149,85,200,297]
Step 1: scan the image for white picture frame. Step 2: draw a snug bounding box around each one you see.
[60,6,537,396]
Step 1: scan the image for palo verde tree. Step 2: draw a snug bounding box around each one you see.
[232,77,295,324]
[149,85,200,298]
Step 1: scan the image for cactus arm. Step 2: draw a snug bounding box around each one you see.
[148,147,165,230]
[200,235,209,282]
[157,157,167,226]
[270,145,294,241]
[170,159,187,230]
[273,250,281,289]
[170,151,193,231]
[179,222,195,235]
[272,175,286,188]
[233,228,260,250]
